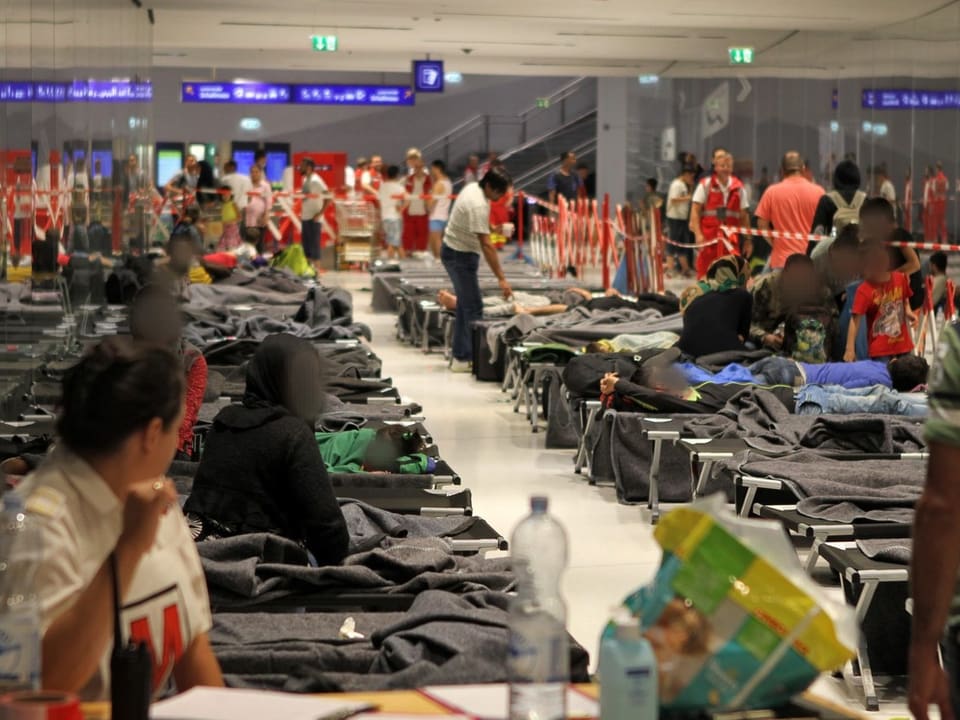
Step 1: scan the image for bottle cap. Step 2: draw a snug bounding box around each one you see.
[530,496,548,513]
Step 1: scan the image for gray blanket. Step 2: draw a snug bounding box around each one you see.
[739,451,925,523]
[213,589,591,692]
[857,539,913,565]
[198,533,514,607]
[685,389,925,455]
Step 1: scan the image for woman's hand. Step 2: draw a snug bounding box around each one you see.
[843,348,857,363]
[119,479,177,558]
[498,277,513,300]
[600,373,619,395]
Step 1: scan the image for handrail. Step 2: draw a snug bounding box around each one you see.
[419,76,592,160]
[512,138,597,191]
[515,77,589,119]
[499,108,597,165]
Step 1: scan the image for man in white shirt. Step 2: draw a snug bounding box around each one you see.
[665,165,696,277]
[220,160,252,212]
[299,157,328,270]
[442,166,513,372]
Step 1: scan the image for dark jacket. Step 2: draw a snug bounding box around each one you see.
[185,403,349,566]
[678,289,752,359]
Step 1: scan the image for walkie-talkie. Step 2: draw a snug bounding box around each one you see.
[109,553,152,720]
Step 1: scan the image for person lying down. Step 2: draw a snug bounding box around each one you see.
[436,286,678,318]
[601,355,929,416]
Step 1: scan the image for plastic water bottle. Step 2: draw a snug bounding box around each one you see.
[0,494,42,692]
[598,612,659,720]
[508,496,569,720]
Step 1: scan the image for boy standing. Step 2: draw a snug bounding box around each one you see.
[844,240,917,362]
[379,165,409,260]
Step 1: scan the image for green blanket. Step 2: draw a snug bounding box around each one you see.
[315,429,431,474]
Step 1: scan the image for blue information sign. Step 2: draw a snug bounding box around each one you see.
[862,89,960,109]
[413,60,444,93]
[181,82,291,104]
[0,80,151,103]
[293,84,415,106]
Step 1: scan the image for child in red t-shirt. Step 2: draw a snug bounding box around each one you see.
[844,240,917,362]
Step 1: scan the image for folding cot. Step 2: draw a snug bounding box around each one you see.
[817,541,911,711]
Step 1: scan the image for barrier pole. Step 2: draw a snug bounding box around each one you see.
[516,191,525,260]
[558,196,567,277]
[621,205,638,295]
[601,194,611,289]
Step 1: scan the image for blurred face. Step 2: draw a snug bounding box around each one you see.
[831,247,860,284]
[185,154,198,173]
[430,165,441,181]
[562,153,576,170]
[858,213,895,244]
[468,155,479,169]
[299,160,312,177]
[371,156,382,171]
[862,247,891,279]
[169,240,194,274]
[250,165,262,184]
[285,351,323,423]
[128,154,137,170]
[781,262,817,300]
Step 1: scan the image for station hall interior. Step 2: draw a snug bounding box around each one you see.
[4,1,960,719]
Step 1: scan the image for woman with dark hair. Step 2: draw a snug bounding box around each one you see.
[130,286,207,459]
[185,334,349,566]
[12,338,223,698]
[677,255,753,359]
[809,160,866,246]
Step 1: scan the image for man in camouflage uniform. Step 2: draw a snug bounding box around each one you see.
[910,321,960,720]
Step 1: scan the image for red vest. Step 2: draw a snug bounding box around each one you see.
[934,172,949,202]
[699,174,744,244]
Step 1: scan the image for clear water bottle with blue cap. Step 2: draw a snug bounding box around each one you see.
[0,493,42,692]
[508,496,569,720]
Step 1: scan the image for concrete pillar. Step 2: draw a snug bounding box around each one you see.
[596,77,629,205]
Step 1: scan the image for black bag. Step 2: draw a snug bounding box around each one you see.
[63,255,106,305]
[31,236,58,275]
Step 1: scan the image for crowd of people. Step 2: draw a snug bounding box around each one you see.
[670,150,935,375]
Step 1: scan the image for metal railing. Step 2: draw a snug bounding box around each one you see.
[418,77,594,169]
[511,137,597,193]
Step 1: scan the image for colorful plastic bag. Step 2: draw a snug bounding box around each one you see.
[603,496,856,710]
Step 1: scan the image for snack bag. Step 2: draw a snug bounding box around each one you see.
[603,496,856,710]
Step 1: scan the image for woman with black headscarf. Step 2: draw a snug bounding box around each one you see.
[185,334,349,566]
[809,160,867,251]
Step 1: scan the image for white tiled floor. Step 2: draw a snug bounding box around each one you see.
[335,271,912,716]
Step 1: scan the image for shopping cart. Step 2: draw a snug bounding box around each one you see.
[334,199,378,269]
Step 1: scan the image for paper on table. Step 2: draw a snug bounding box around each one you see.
[421,684,598,720]
[151,687,371,720]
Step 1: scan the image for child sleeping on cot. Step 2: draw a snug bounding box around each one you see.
[316,426,438,474]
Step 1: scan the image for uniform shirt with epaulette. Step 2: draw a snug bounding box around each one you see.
[14,446,211,700]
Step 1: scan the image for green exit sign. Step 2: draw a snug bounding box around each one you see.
[311,35,339,52]
[536,97,550,109]
[728,47,754,64]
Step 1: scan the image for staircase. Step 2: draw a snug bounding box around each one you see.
[419,77,597,185]
[500,110,597,195]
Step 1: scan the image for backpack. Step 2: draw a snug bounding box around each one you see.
[784,305,837,365]
[827,190,866,234]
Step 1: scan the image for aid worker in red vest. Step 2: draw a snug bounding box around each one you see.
[932,161,949,243]
[689,149,750,279]
[402,148,432,254]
